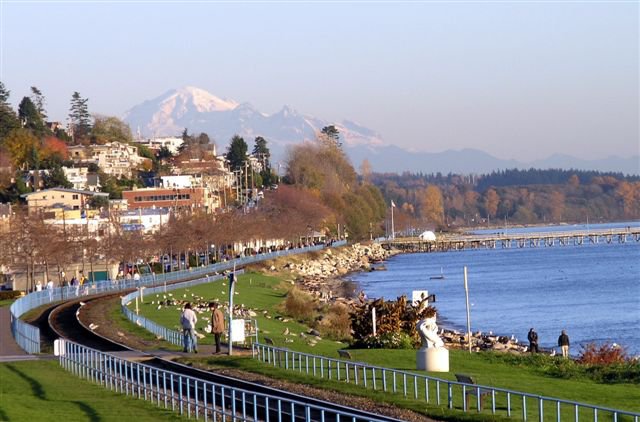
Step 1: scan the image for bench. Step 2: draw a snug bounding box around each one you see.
[264,337,275,345]
[455,374,492,410]
[338,350,353,359]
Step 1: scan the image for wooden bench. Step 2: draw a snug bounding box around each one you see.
[338,350,353,359]
[264,337,275,345]
[455,374,492,410]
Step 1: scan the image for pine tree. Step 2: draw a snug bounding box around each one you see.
[68,91,92,143]
[252,136,271,168]
[0,81,19,141]
[226,135,248,171]
[18,97,46,136]
[320,125,342,148]
[30,86,47,121]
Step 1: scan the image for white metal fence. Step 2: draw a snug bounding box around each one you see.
[57,338,392,422]
[10,241,345,354]
[252,343,640,422]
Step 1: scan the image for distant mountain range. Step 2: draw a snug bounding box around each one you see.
[123,87,639,175]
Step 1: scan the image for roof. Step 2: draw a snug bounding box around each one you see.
[20,188,110,198]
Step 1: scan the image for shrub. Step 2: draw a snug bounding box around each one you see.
[317,303,352,341]
[283,287,315,322]
[0,290,22,300]
[356,332,415,349]
[578,342,628,365]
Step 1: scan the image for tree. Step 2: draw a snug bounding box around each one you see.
[360,159,372,183]
[195,133,210,145]
[68,92,92,143]
[419,185,444,227]
[252,136,270,166]
[42,165,73,189]
[319,125,341,148]
[91,115,133,144]
[30,86,47,121]
[484,188,500,220]
[3,129,40,169]
[18,97,46,136]
[225,135,248,171]
[0,82,20,141]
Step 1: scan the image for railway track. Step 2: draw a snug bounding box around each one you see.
[47,293,406,422]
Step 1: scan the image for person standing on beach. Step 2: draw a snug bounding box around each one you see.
[210,302,225,354]
[558,330,570,358]
[528,328,539,353]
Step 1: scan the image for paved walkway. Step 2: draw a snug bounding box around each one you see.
[0,306,33,362]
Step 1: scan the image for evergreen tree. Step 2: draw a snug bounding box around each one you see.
[18,97,46,136]
[42,164,73,189]
[68,91,92,143]
[225,135,248,171]
[0,81,19,141]
[252,136,271,168]
[30,86,47,120]
[252,136,273,186]
[320,125,342,148]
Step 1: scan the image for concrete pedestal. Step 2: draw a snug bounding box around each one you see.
[416,347,449,372]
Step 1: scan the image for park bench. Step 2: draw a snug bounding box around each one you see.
[338,350,353,359]
[455,374,492,410]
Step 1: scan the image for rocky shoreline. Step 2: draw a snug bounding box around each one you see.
[270,242,531,354]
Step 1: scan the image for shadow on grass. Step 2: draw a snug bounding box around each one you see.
[5,364,102,421]
[5,364,46,400]
[71,400,102,422]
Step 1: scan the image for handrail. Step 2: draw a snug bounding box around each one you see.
[10,241,346,354]
[57,338,392,422]
[251,343,640,422]
[121,269,258,348]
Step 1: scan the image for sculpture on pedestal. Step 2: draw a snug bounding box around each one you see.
[415,308,449,372]
[417,315,444,348]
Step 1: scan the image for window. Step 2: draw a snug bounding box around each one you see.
[72,194,79,200]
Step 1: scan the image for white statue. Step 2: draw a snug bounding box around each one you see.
[417,315,444,348]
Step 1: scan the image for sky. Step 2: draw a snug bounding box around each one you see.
[1,1,638,161]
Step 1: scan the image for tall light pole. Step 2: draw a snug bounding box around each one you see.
[391,201,396,239]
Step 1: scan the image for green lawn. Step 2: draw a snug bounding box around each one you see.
[0,360,185,421]
[129,272,348,355]
[132,271,640,420]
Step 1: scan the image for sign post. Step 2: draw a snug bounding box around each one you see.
[463,266,472,353]
[228,263,236,356]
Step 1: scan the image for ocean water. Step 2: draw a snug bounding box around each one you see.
[352,223,640,356]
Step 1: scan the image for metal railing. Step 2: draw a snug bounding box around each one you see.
[10,241,346,354]
[252,343,640,422]
[57,338,390,422]
[120,269,258,348]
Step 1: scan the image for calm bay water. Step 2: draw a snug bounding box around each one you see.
[352,222,640,356]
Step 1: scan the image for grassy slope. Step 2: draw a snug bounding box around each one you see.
[131,271,640,413]
[129,272,348,355]
[0,360,185,421]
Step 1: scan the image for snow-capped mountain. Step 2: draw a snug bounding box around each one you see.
[123,87,639,175]
[123,86,384,149]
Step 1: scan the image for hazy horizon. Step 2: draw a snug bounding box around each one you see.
[1,2,638,162]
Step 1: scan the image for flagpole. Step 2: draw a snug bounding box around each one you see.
[391,201,395,239]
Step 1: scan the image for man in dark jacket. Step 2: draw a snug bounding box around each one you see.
[527,328,539,353]
[558,330,570,358]
[210,302,225,354]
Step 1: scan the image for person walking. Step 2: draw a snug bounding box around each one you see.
[558,330,570,358]
[527,328,539,353]
[180,303,198,353]
[210,302,225,354]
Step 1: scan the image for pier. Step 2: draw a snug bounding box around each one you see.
[382,227,640,253]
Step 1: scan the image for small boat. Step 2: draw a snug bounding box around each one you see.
[430,267,445,280]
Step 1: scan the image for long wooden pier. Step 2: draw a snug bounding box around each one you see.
[381,227,640,253]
